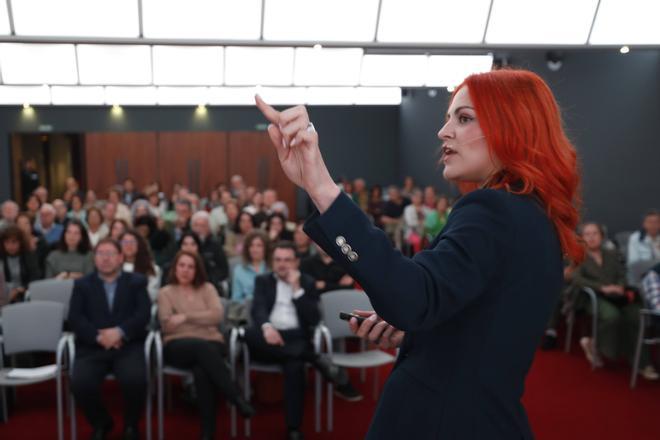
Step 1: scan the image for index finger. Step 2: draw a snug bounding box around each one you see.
[352,309,376,317]
[255,94,280,125]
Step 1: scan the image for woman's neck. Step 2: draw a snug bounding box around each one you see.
[125,255,136,263]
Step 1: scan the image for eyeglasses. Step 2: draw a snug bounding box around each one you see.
[273,257,295,263]
[96,251,119,257]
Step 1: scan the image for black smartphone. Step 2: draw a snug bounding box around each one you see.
[339,312,367,325]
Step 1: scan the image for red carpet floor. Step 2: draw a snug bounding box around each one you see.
[1,347,659,439]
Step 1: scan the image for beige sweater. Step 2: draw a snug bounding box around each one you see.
[157,282,224,344]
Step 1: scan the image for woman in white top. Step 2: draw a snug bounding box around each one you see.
[86,206,108,248]
[119,230,161,301]
[402,189,431,254]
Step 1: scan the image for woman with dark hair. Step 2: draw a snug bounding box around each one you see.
[134,215,172,267]
[86,206,108,247]
[367,185,385,229]
[231,230,269,302]
[266,212,293,242]
[119,230,161,301]
[158,250,254,439]
[24,193,41,223]
[68,193,87,225]
[45,219,94,279]
[15,212,50,273]
[224,211,255,258]
[109,218,130,241]
[0,225,41,303]
[256,67,583,439]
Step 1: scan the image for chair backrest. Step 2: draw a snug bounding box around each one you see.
[320,289,373,339]
[27,279,75,319]
[1,301,64,355]
[627,259,660,288]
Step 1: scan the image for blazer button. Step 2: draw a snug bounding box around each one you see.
[336,236,346,247]
[341,244,352,255]
[347,251,359,262]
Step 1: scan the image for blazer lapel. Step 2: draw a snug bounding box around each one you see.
[91,273,112,316]
[111,272,127,316]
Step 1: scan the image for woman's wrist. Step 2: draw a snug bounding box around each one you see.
[309,181,341,214]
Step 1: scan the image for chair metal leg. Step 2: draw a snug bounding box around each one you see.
[70,394,77,440]
[243,348,251,438]
[146,365,152,440]
[56,370,64,440]
[564,310,574,353]
[327,382,333,432]
[630,313,646,389]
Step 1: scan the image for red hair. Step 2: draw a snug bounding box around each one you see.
[453,69,583,263]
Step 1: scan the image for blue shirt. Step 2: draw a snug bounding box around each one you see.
[231,261,267,302]
[100,274,119,312]
[37,223,64,245]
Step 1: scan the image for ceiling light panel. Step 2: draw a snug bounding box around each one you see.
[263,0,380,42]
[251,87,308,105]
[77,45,152,85]
[0,43,78,84]
[360,54,428,87]
[156,86,209,105]
[354,87,402,105]
[152,46,223,85]
[426,54,493,87]
[51,86,105,105]
[294,48,363,86]
[105,86,157,105]
[378,0,491,43]
[224,47,294,86]
[589,0,660,44]
[0,2,10,35]
[207,87,257,105]
[142,0,262,39]
[305,87,356,105]
[486,0,598,45]
[11,0,139,37]
[0,85,51,104]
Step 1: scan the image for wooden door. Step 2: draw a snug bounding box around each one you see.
[228,131,297,218]
[84,132,158,197]
[157,132,229,198]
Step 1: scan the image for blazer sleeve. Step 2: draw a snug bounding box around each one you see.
[68,279,99,346]
[118,274,151,341]
[250,275,271,328]
[304,190,512,332]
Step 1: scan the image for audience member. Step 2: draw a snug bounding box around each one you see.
[107,188,132,224]
[266,213,293,242]
[191,211,229,295]
[572,222,658,379]
[231,231,269,302]
[24,193,41,222]
[67,193,87,225]
[628,210,660,265]
[264,189,289,219]
[86,206,109,247]
[69,238,151,440]
[34,203,64,245]
[367,185,385,229]
[0,200,19,231]
[119,230,161,302]
[84,189,99,209]
[402,189,431,254]
[300,244,353,294]
[45,219,94,279]
[15,212,49,273]
[0,225,41,303]
[244,241,347,439]
[20,158,40,203]
[641,262,660,312]
[352,178,369,211]
[109,219,130,241]
[292,224,315,260]
[401,176,416,200]
[133,215,172,267]
[33,185,49,204]
[158,251,254,438]
[424,195,451,240]
[224,211,255,258]
[52,198,69,224]
[122,178,141,206]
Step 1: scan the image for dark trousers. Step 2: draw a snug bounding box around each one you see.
[244,327,317,430]
[71,342,146,430]
[163,338,241,437]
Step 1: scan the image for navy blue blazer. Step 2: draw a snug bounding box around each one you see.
[250,272,320,336]
[304,189,563,439]
[68,271,151,354]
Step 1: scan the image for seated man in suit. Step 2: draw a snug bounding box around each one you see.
[69,237,151,440]
[244,241,347,440]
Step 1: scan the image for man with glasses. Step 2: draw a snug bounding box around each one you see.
[68,237,151,440]
[245,241,347,440]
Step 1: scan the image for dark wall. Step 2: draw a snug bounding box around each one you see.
[0,105,400,207]
[399,49,660,234]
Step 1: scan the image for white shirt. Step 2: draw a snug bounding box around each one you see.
[628,231,660,265]
[268,275,305,331]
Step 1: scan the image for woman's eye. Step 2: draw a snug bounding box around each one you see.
[458,115,472,124]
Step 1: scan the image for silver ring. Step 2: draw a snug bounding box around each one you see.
[306,122,315,132]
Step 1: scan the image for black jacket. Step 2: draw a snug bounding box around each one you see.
[68,271,151,354]
[250,272,320,337]
[304,189,563,440]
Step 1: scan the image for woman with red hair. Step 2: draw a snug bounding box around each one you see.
[255,68,582,440]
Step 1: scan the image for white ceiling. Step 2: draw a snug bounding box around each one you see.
[0,0,649,105]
